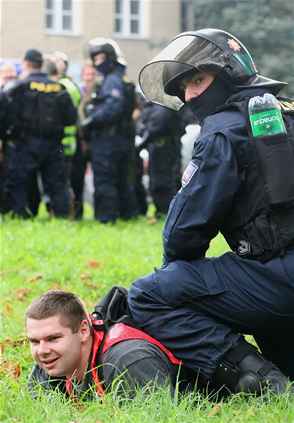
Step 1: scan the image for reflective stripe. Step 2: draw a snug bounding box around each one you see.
[59,77,81,107]
[64,125,77,136]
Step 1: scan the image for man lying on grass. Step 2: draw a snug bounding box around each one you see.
[26,288,292,401]
[25,289,182,400]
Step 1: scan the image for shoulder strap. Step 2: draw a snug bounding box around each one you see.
[92,286,133,330]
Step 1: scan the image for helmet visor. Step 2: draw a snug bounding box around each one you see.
[139,34,225,110]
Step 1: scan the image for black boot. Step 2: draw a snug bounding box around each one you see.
[212,340,289,395]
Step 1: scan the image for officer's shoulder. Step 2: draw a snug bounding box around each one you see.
[203,108,245,134]
[27,72,50,82]
[46,76,65,89]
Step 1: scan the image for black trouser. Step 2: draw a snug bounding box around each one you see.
[128,250,294,381]
[70,139,89,219]
[5,137,69,218]
[134,153,148,215]
[148,138,181,214]
[90,133,138,222]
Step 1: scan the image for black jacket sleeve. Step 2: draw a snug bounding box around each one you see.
[163,132,240,264]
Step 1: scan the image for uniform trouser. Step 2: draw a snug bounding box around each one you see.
[0,147,8,214]
[128,249,294,381]
[134,153,148,216]
[91,137,137,222]
[4,137,69,217]
[70,140,88,219]
[27,170,41,216]
[148,139,181,214]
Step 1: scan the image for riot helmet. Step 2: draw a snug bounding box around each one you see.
[139,28,286,110]
[88,37,127,67]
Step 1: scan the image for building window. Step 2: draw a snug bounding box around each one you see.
[114,0,144,38]
[44,0,79,35]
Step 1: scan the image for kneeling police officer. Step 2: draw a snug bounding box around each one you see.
[128,28,294,395]
[4,49,77,218]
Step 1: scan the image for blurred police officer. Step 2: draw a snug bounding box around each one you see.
[83,38,138,223]
[4,49,77,218]
[0,64,18,215]
[136,101,182,217]
[128,29,294,395]
[0,91,9,214]
[53,51,81,163]
[52,51,83,219]
[132,90,148,216]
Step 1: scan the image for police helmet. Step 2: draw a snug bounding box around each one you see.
[139,28,287,110]
[88,38,127,67]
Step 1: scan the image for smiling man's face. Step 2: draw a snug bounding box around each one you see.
[27,314,86,378]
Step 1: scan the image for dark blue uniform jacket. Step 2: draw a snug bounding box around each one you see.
[91,68,125,128]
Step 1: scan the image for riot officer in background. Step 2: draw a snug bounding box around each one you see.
[136,101,182,217]
[0,64,18,215]
[53,51,81,163]
[83,38,138,223]
[52,51,83,219]
[128,29,294,395]
[74,62,99,219]
[132,90,148,216]
[0,91,10,214]
[4,49,77,218]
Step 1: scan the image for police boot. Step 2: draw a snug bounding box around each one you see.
[212,340,289,395]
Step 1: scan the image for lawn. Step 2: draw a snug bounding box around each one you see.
[1,214,293,422]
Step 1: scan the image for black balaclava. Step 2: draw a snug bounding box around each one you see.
[186,75,233,123]
[95,59,114,77]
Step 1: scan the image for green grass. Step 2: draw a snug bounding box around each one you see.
[1,214,293,422]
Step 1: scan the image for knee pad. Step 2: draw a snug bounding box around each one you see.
[213,340,289,395]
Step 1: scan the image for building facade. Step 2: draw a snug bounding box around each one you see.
[0,0,194,82]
